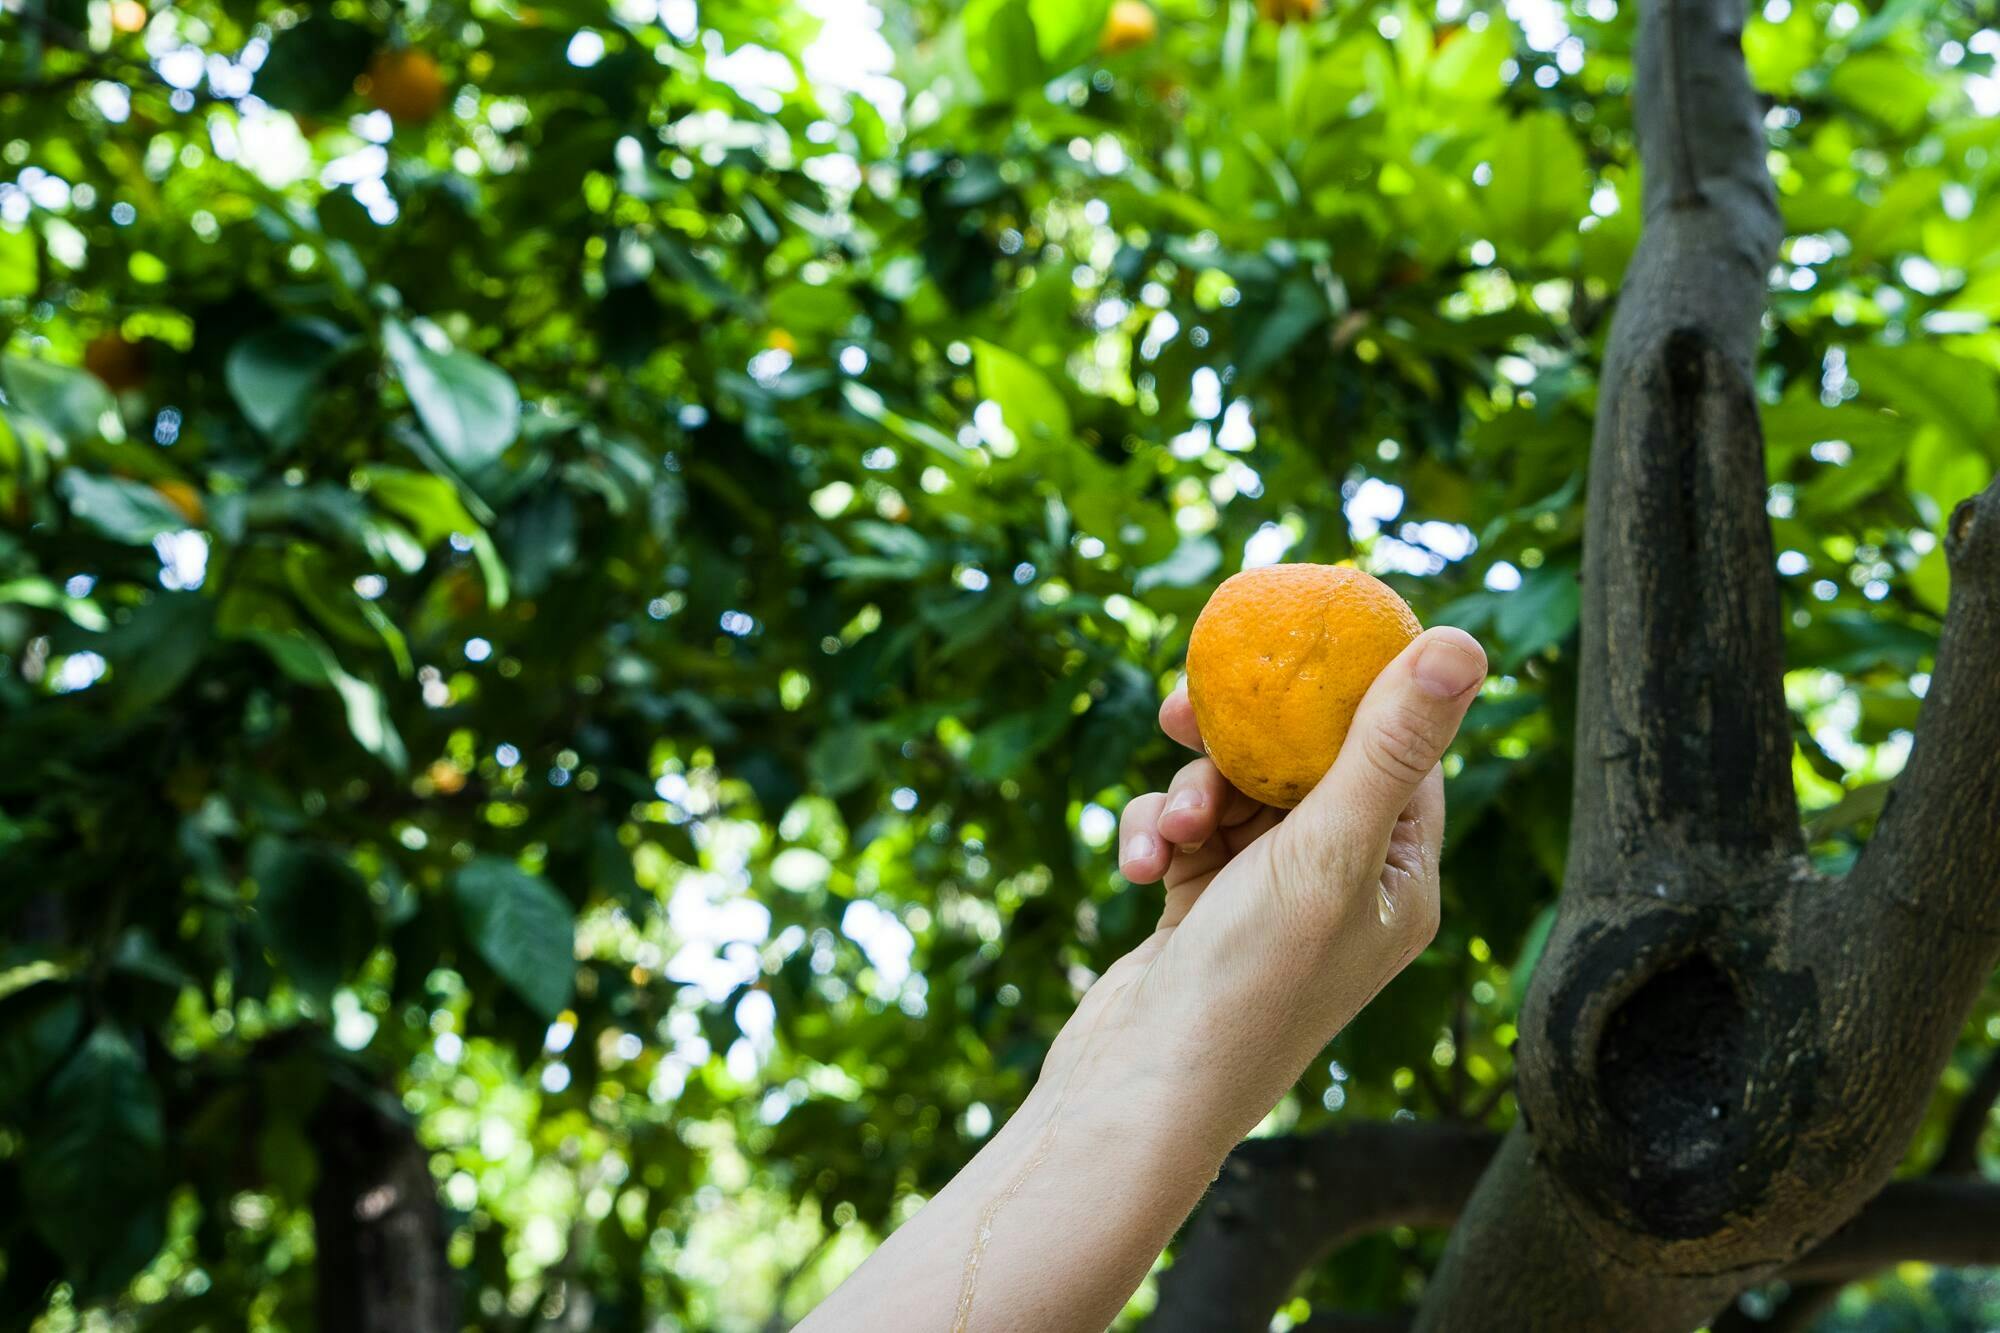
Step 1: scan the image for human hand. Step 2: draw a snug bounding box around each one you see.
[799,625,1487,1333]
[1067,625,1489,1151]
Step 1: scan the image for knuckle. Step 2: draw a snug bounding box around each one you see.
[1362,709,1439,789]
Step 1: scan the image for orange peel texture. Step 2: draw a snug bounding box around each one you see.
[1186,563,1421,808]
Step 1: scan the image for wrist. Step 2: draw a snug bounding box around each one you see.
[1028,991,1248,1178]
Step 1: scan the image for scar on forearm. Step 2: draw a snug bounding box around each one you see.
[950,980,1128,1332]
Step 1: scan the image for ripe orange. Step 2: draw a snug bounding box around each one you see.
[84,332,149,391]
[361,49,448,126]
[1099,0,1158,53]
[110,0,148,33]
[1186,563,1420,808]
[1256,0,1324,22]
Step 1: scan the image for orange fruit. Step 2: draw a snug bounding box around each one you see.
[1099,0,1158,53]
[110,0,148,33]
[84,332,149,391]
[1256,0,1323,22]
[361,49,448,126]
[1186,563,1420,808]
[152,480,205,526]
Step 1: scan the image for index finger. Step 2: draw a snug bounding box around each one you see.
[1159,679,1204,753]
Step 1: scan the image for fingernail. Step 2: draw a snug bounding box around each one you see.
[1414,634,1485,699]
[1165,788,1205,817]
[1122,832,1158,866]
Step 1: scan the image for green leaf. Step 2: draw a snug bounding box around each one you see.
[3,356,117,444]
[965,0,1045,99]
[226,619,408,769]
[252,15,374,116]
[24,1028,166,1298]
[1909,544,1950,616]
[329,667,409,771]
[57,471,188,543]
[1073,660,1156,795]
[451,858,577,1019]
[0,959,70,1003]
[1493,565,1580,663]
[1762,388,1905,477]
[1828,51,1936,134]
[0,577,109,630]
[1030,0,1112,70]
[1799,435,1904,517]
[0,987,83,1107]
[1483,111,1589,258]
[1742,5,1818,92]
[360,464,510,605]
[1134,536,1221,593]
[92,591,214,713]
[809,722,879,796]
[384,319,522,473]
[225,320,345,450]
[1848,343,1998,463]
[358,465,481,546]
[1425,19,1512,102]
[969,699,1072,780]
[973,339,1070,451]
[250,839,374,1006]
[1789,611,1936,675]
[498,489,579,598]
[1233,275,1329,382]
[0,226,36,299]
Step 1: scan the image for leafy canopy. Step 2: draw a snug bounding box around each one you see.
[1,0,1997,1326]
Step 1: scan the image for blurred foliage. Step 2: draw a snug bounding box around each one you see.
[1,0,1998,1327]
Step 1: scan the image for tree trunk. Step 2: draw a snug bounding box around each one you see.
[312,1081,456,1333]
[1147,0,2000,1327]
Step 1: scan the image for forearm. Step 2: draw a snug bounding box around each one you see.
[802,627,1477,1330]
[801,971,1234,1332]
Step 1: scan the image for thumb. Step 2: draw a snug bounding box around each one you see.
[1286,625,1486,857]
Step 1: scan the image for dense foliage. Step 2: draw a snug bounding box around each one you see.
[2,0,1998,1326]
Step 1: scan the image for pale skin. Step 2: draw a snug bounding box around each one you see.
[800,626,1489,1333]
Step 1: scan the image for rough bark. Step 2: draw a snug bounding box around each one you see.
[312,1081,456,1333]
[1412,0,2000,1321]
[1149,1126,2000,1328]
[1149,0,2000,1327]
[1727,1046,2000,1328]
[1412,0,2000,1319]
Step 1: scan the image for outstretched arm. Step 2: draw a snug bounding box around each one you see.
[799,627,1486,1333]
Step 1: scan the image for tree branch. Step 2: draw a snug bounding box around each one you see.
[1419,0,1816,1324]
[1141,1122,1496,1333]
[1848,477,2000,932]
[1780,1176,2000,1281]
[1564,0,1793,884]
[312,1079,455,1333]
[1158,1134,2000,1333]
[1733,1043,2000,1330]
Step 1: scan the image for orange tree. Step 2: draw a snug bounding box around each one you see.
[2,0,1999,1328]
